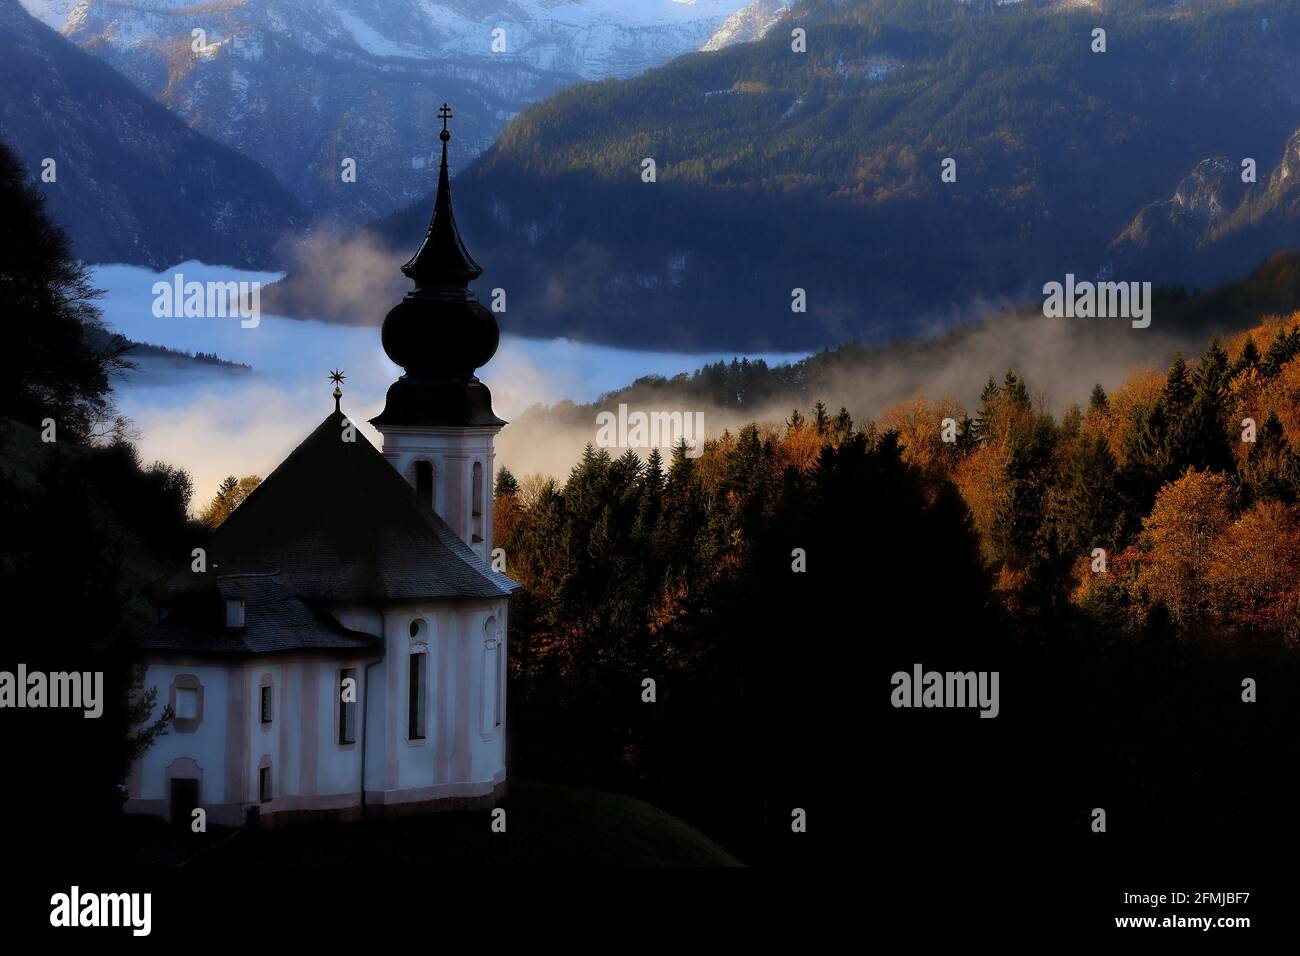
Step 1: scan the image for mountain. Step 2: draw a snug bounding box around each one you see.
[1110,127,1300,288]
[32,0,753,224]
[0,0,301,269]
[266,0,1300,350]
[702,0,793,51]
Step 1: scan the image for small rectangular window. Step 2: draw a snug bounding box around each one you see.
[258,766,271,803]
[260,685,273,724]
[408,653,426,740]
[225,599,245,629]
[176,687,198,720]
[339,668,356,745]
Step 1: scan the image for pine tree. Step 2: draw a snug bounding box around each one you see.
[990,414,1068,614]
[1057,433,1122,557]
[1088,383,1109,413]
[831,406,854,445]
[972,376,1000,445]
[1181,339,1233,474]
[812,400,830,435]
[1260,326,1296,377]
[1241,413,1300,505]
[494,466,519,497]
[1230,336,1260,378]
[1118,401,1171,521]
[1002,369,1029,408]
[1163,353,1193,413]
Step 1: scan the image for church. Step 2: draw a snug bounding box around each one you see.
[124,108,520,828]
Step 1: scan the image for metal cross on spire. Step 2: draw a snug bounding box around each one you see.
[438,103,453,141]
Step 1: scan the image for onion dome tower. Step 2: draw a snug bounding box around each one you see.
[371,105,504,560]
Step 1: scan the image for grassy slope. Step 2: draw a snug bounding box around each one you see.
[190,779,741,867]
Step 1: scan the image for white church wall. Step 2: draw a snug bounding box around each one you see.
[314,656,367,798]
[377,425,499,562]
[378,598,509,802]
[129,661,231,822]
[128,596,507,824]
[249,661,284,811]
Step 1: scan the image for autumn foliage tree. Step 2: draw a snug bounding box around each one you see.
[198,474,262,529]
[1132,468,1236,628]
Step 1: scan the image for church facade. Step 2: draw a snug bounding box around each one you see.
[124,110,519,828]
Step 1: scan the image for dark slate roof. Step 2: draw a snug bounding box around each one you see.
[153,407,519,604]
[138,573,379,656]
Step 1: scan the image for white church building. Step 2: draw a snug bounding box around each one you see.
[125,109,520,828]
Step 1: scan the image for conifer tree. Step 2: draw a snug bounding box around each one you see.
[494,466,519,497]
[1241,413,1299,505]
[1181,340,1233,474]
[1230,336,1260,378]
[831,406,854,445]
[1118,401,1172,525]
[1002,369,1029,408]
[1088,383,1108,413]
[972,376,1000,445]
[812,400,830,435]
[1260,326,1297,377]
[1057,433,1122,557]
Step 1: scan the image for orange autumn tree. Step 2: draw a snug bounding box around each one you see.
[199,474,262,530]
[880,394,967,489]
[1133,468,1236,627]
[1206,500,1300,638]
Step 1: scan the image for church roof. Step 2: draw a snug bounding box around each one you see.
[138,573,379,656]
[153,407,519,605]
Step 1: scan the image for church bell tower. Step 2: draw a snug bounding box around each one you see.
[371,104,505,561]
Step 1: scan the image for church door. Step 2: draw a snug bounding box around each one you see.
[170,777,200,832]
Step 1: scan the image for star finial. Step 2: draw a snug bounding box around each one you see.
[329,369,345,411]
[438,103,453,142]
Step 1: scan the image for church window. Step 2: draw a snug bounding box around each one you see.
[338,668,356,745]
[170,675,203,733]
[415,460,434,508]
[259,683,273,725]
[408,652,427,740]
[258,765,272,803]
[177,687,198,721]
[481,616,501,734]
[472,461,484,543]
[225,599,245,629]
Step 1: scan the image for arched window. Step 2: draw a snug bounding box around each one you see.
[259,673,274,726]
[170,674,204,734]
[414,460,434,509]
[471,461,484,543]
[409,619,429,741]
[258,756,273,803]
[481,615,501,734]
